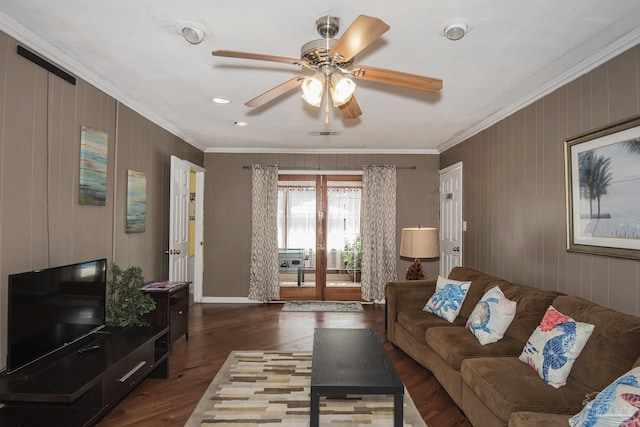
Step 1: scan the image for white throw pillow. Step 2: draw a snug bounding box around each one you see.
[423,276,471,323]
[466,286,517,345]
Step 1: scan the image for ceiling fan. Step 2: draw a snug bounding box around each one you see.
[212,15,443,120]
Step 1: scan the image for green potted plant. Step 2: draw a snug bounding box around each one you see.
[106,263,156,327]
[342,234,362,282]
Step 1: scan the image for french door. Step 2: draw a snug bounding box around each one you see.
[278,174,362,301]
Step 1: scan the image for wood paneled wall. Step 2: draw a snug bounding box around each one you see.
[0,32,203,369]
[202,153,440,298]
[441,46,640,316]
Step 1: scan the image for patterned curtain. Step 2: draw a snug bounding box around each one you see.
[248,164,280,302]
[361,165,397,301]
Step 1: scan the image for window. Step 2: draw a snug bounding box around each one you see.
[277,178,361,271]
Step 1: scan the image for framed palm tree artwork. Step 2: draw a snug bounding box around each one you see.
[565,115,640,260]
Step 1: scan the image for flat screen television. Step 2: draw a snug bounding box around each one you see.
[6,258,107,373]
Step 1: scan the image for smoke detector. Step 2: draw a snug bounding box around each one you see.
[441,18,473,41]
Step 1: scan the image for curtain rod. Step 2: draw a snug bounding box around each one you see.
[242,165,416,170]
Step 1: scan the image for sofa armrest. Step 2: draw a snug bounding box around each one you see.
[385,279,436,341]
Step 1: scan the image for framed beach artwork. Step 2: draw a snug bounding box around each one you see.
[126,170,146,233]
[79,126,108,205]
[565,115,640,260]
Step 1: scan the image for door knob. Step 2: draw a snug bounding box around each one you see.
[453,247,460,252]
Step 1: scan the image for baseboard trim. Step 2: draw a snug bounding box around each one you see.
[198,297,382,304]
[199,297,271,304]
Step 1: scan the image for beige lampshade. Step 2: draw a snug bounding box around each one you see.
[400,227,439,259]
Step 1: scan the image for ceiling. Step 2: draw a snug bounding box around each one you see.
[1,1,640,154]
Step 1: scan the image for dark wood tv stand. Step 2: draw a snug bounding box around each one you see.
[0,326,169,426]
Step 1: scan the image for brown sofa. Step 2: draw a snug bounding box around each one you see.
[385,266,640,427]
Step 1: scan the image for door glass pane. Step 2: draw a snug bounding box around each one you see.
[277,181,315,288]
[326,181,361,287]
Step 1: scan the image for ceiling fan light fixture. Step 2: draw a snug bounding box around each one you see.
[301,73,325,107]
[330,73,356,107]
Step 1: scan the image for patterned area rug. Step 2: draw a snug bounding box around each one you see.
[184,351,426,427]
[281,301,364,312]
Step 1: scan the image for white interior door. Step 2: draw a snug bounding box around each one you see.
[439,162,463,277]
[169,155,190,281]
[192,164,205,302]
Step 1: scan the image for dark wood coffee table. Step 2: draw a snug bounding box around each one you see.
[310,328,404,427]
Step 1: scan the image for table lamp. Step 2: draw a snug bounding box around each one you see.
[400,227,439,280]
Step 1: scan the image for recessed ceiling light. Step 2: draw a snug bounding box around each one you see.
[182,26,205,44]
[234,121,248,127]
[174,21,207,45]
[212,97,230,104]
[308,129,342,136]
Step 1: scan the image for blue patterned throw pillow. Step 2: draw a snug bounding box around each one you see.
[519,305,595,388]
[423,276,471,322]
[569,366,640,427]
[466,286,517,345]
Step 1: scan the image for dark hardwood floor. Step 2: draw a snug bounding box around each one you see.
[97,302,471,427]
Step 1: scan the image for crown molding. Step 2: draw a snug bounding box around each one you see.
[438,27,640,153]
[0,13,207,152]
[3,12,638,156]
[204,146,440,154]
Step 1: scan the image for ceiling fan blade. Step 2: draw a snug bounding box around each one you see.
[338,96,362,119]
[245,76,305,107]
[212,50,307,66]
[351,65,443,93]
[328,15,390,62]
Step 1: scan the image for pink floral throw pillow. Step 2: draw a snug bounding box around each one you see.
[519,305,595,388]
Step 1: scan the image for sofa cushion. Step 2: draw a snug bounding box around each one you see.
[461,357,594,424]
[397,310,467,344]
[519,305,595,388]
[508,411,572,427]
[426,326,525,370]
[467,285,517,345]
[448,267,506,319]
[568,366,640,427]
[552,295,640,391]
[501,284,562,344]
